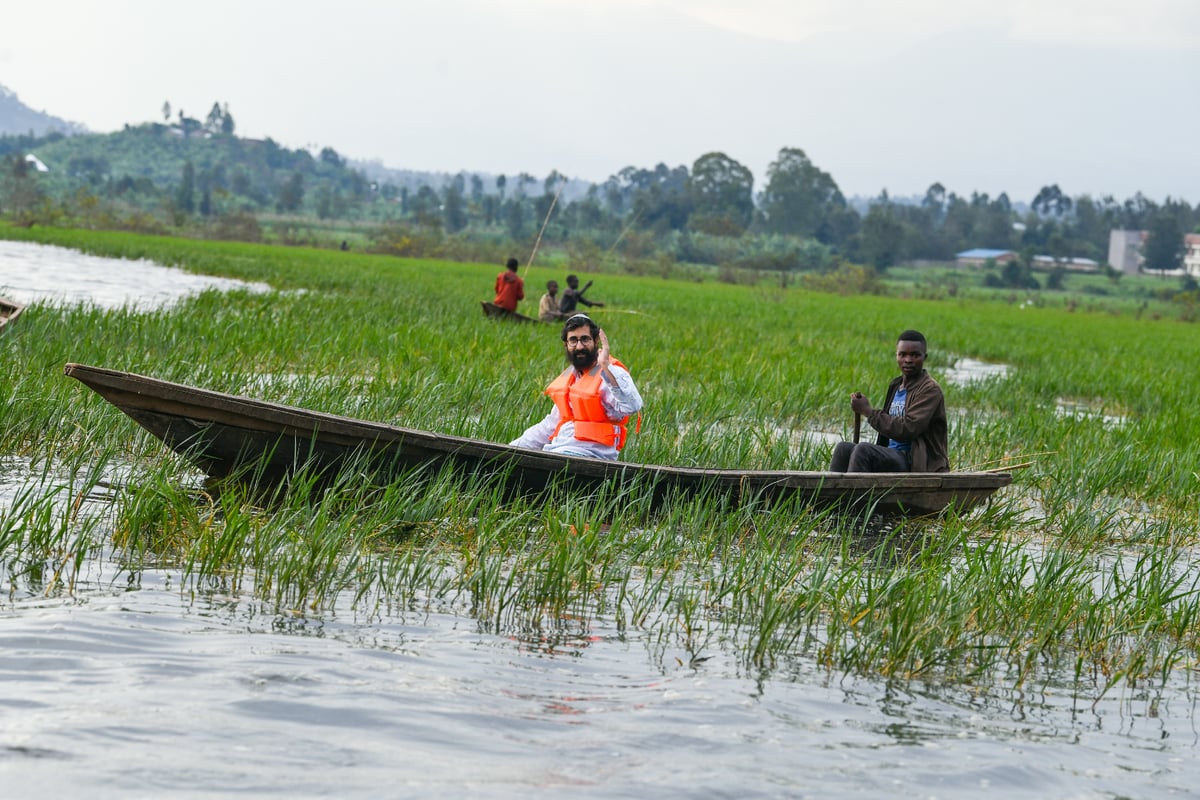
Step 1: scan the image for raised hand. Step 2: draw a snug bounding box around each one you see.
[597,328,612,370]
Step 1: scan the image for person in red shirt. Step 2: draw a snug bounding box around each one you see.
[493,257,525,312]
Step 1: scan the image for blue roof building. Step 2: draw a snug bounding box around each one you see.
[956,248,1016,266]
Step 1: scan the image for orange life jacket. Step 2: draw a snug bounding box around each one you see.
[545,359,634,449]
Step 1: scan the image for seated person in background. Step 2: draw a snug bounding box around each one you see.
[829,329,949,473]
[558,274,604,315]
[538,280,566,322]
[493,257,524,312]
[510,314,642,460]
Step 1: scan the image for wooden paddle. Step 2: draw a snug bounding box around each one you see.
[853,413,861,443]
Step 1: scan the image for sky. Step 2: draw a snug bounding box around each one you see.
[2,0,1198,203]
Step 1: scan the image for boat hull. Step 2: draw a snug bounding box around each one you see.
[1,296,25,333]
[64,363,1011,518]
[481,301,542,323]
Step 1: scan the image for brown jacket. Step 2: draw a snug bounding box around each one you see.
[867,369,949,472]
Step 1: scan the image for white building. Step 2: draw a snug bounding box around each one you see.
[1107,230,1143,273]
[1185,234,1200,277]
[1108,229,1200,277]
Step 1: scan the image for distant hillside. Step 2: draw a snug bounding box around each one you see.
[0,84,87,137]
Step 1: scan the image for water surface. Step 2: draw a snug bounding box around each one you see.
[0,239,269,310]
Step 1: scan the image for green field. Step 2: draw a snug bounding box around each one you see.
[1,224,1197,694]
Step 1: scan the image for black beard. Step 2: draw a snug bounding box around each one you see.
[568,348,597,370]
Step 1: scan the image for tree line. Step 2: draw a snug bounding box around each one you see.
[2,117,1198,279]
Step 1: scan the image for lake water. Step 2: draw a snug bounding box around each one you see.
[0,239,270,309]
[1,242,1197,797]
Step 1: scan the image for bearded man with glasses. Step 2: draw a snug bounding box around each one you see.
[509,314,643,460]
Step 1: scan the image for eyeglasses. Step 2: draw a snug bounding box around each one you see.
[566,335,594,347]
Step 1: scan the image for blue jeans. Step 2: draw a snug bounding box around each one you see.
[829,442,909,472]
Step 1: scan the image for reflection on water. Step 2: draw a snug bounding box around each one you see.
[0,239,270,310]
[0,458,1196,797]
[942,357,1011,386]
[1055,399,1129,428]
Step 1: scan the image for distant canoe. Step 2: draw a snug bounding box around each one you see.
[1,296,25,333]
[64,363,1012,518]
[481,301,543,323]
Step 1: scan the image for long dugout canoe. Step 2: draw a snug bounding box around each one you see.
[481,301,544,323]
[64,363,1012,518]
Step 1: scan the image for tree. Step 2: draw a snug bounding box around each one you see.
[858,203,905,269]
[315,186,333,220]
[162,101,171,122]
[922,182,946,222]
[1031,184,1072,218]
[612,163,691,233]
[1142,215,1185,272]
[277,171,304,213]
[205,102,224,134]
[1046,266,1067,290]
[319,147,343,168]
[0,154,47,222]
[443,183,467,232]
[504,196,526,239]
[411,185,441,228]
[513,172,536,197]
[176,161,195,213]
[758,147,848,243]
[543,170,565,196]
[687,151,754,236]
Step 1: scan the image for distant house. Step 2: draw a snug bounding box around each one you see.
[1107,230,1145,273]
[23,153,49,173]
[1032,255,1099,273]
[1185,234,1200,277]
[1108,229,1200,277]
[955,248,1016,267]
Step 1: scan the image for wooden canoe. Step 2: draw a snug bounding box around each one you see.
[481,301,543,323]
[63,363,1012,518]
[1,296,26,333]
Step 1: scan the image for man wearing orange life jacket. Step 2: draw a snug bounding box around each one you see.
[510,314,643,460]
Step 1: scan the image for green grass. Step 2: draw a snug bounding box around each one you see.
[1,223,1198,702]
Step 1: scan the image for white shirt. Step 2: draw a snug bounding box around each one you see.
[509,363,643,460]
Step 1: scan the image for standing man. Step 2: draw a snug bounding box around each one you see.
[538,280,565,322]
[829,330,949,473]
[558,274,605,316]
[493,257,525,313]
[510,314,642,460]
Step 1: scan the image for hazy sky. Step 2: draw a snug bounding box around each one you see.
[3,0,1197,202]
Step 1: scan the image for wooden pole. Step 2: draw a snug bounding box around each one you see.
[524,180,564,274]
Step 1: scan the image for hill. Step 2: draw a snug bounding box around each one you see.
[0,84,87,137]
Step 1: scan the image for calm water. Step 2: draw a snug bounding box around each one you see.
[0,239,269,309]
[1,242,1197,798]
